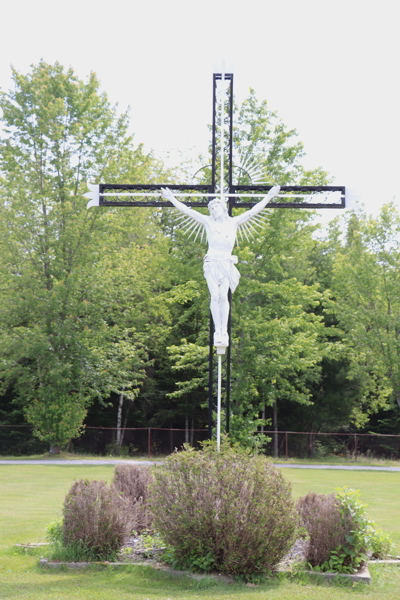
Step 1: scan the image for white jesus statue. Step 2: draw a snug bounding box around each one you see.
[161,185,280,349]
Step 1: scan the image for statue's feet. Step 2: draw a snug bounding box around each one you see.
[214,330,229,347]
[221,332,229,346]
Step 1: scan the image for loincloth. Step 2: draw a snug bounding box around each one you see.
[203,254,240,293]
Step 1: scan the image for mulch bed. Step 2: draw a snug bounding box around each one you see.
[117,533,309,567]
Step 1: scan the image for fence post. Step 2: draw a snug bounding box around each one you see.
[148,428,152,458]
[285,432,288,460]
[354,433,357,460]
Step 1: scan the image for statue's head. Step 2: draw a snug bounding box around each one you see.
[208,198,228,220]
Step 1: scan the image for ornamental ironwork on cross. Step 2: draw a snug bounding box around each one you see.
[86,70,346,448]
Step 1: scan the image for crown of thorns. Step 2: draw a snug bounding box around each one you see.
[208,197,228,214]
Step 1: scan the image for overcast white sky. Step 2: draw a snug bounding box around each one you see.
[1,0,399,219]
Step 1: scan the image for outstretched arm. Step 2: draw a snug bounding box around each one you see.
[232,185,281,225]
[161,188,208,226]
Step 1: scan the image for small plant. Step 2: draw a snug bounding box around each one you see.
[139,530,165,557]
[370,528,393,559]
[162,546,180,570]
[48,538,107,563]
[105,443,131,457]
[46,518,63,544]
[162,544,215,572]
[62,479,133,561]
[113,464,153,532]
[104,443,138,457]
[313,440,330,458]
[235,572,269,584]
[149,439,298,576]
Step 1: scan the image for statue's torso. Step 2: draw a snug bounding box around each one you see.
[206,217,236,257]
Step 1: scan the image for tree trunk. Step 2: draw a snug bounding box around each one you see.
[261,404,265,433]
[185,416,189,444]
[116,393,124,446]
[273,400,278,458]
[308,425,315,458]
[120,402,130,447]
[190,417,194,446]
[49,444,61,455]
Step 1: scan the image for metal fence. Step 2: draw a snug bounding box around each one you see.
[1,425,400,459]
[260,430,400,460]
[0,425,209,457]
[74,426,209,457]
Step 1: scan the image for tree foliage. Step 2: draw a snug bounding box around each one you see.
[329,205,400,424]
[1,62,398,456]
[0,62,167,449]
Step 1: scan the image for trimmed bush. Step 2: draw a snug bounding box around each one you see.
[297,487,393,573]
[63,479,133,560]
[296,492,351,566]
[113,464,153,532]
[149,442,298,576]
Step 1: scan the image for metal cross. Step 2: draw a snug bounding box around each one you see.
[86,71,346,442]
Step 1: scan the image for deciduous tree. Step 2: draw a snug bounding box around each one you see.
[0,62,165,451]
[330,205,399,425]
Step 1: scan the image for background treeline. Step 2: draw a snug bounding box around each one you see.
[0,62,399,456]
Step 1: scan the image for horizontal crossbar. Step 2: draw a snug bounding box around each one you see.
[95,184,346,209]
[99,200,343,209]
[101,192,343,199]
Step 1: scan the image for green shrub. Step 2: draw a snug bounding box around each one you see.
[62,479,132,561]
[105,443,131,457]
[46,518,63,544]
[332,486,385,572]
[149,441,298,576]
[317,487,370,573]
[370,528,393,559]
[113,464,153,532]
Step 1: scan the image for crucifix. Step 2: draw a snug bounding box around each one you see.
[86,71,346,450]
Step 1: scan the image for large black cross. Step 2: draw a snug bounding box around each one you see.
[87,73,346,439]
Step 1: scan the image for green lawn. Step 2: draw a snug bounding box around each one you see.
[279,455,400,468]
[1,464,400,600]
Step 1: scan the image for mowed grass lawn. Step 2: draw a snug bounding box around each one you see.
[0,464,399,600]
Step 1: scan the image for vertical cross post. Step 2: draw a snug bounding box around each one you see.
[208,73,235,440]
[86,70,346,447]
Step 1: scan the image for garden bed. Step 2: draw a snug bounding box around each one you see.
[39,534,375,584]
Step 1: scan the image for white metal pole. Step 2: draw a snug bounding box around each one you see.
[217,354,222,451]
[220,70,225,200]
[217,66,225,453]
